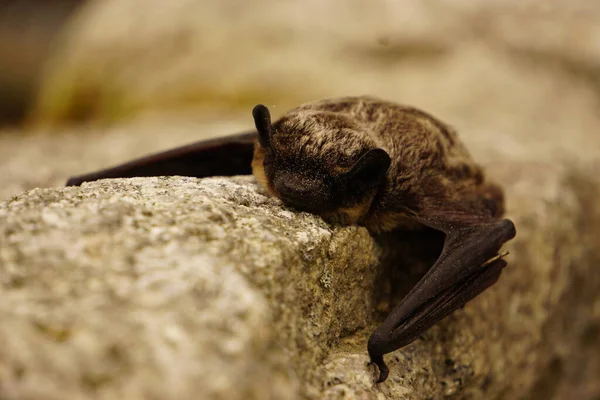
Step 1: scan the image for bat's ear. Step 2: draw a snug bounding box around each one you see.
[252,104,273,148]
[347,148,391,187]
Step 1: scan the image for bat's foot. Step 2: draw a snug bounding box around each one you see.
[369,354,389,383]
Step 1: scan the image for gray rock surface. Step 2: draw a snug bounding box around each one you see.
[1,161,599,399]
[0,176,380,399]
[316,161,600,400]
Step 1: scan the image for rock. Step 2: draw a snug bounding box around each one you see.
[0,176,381,399]
[424,162,600,400]
[315,161,600,400]
[1,159,599,399]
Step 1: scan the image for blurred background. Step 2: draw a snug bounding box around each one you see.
[0,0,82,125]
[1,0,599,200]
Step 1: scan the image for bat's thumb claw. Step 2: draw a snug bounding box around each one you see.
[369,355,389,383]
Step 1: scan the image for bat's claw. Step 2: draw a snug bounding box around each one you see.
[482,250,509,267]
[369,354,389,383]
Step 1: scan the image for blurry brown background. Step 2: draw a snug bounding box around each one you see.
[0,0,83,124]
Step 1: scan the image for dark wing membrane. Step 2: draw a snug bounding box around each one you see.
[66,131,257,186]
[368,202,516,382]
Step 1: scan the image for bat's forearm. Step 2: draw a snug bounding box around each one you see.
[66,132,257,186]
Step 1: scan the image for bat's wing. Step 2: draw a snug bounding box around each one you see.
[66,131,257,186]
[368,203,516,382]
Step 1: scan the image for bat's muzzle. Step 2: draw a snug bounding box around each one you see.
[273,172,331,212]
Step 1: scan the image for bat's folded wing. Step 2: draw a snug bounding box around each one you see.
[66,131,257,186]
[368,217,516,382]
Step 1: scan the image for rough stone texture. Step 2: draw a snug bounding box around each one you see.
[430,163,600,400]
[1,159,599,399]
[0,176,380,399]
[315,161,600,400]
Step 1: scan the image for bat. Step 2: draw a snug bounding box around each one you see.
[66,96,516,383]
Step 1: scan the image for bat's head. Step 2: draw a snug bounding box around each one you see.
[251,104,391,225]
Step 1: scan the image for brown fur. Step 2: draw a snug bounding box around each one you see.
[252,96,504,232]
[251,145,277,197]
[321,194,376,226]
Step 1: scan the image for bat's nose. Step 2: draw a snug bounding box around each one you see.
[273,173,329,212]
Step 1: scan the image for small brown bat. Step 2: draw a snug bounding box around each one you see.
[66,96,516,382]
